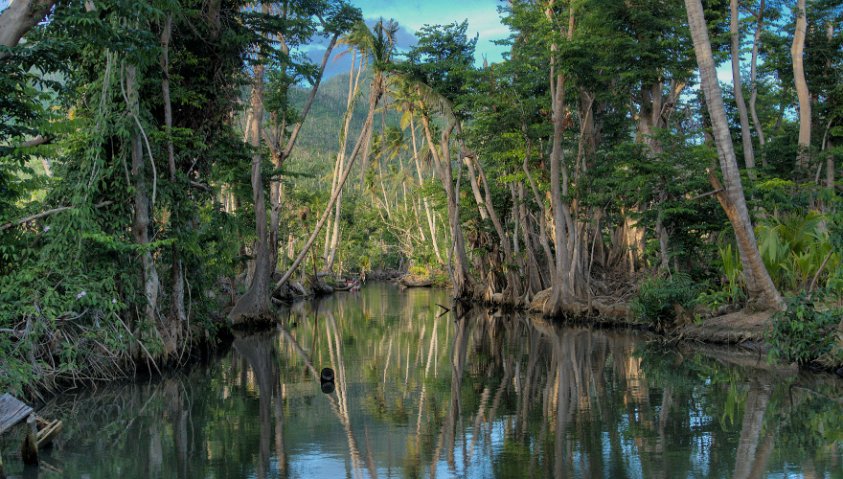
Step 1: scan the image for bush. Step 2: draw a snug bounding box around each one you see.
[407,264,430,277]
[768,293,840,366]
[631,273,698,330]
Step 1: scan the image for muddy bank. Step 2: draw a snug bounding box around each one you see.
[676,310,774,343]
[514,287,778,349]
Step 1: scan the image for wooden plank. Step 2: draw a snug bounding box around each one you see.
[21,414,38,465]
[0,394,33,435]
[36,419,62,448]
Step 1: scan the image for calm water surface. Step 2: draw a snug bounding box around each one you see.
[3,283,842,478]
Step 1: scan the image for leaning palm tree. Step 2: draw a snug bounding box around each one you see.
[684,0,783,311]
[274,18,399,292]
[323,32,367,272]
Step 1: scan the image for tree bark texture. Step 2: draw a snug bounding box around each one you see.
[0,0,56,56]
[229,62,272,324]
[685,0,784,311]
[792,0,811,168]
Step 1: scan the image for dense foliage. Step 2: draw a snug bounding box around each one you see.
[769,292,842,365]
[0,0,841,394]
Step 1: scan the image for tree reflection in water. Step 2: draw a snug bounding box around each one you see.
[4,284,841,478]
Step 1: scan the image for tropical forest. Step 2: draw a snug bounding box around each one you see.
[0,0,841,477]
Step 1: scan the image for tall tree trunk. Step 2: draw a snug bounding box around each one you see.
[421,113,473,299]
[546,6,576,316]
[160,15,185,355]
[792,0,811,169]
[731,0,756,177]
[749,0,766,152]
[685,0,784,311]
[125,65,161,330]
[229,63,272,324]
[825,23,835,193]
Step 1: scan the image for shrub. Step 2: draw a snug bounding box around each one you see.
[631,273,698,330]
[407,264,430,277]
[768,293,840,365]
[755,211,841,292]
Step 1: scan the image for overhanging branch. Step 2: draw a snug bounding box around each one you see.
[1,200,113,231]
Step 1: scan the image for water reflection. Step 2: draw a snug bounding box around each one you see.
[2,283,841,478]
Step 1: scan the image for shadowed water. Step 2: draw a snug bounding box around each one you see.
[3,283,841,478]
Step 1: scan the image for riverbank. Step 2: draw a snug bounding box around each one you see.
[4,284,841,479]
[5,281,840,405]
[525,288,774,345]
[454,283,842,375]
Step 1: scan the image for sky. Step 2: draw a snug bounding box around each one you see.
[1,0,734,84]
[309,0,511,78]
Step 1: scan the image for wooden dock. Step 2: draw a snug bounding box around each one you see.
[0,394,62,476]
[0,394,32,436]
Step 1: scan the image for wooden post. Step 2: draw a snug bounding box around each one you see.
[21,414,38,465]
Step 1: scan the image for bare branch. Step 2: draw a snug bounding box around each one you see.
[1,200,113,231]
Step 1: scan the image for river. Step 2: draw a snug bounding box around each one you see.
[2,283,841,478]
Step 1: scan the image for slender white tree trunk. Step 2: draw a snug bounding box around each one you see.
[792,0,811,168]
[325,52,362,271]
[749,0,766,152]
[274,73,384,292]
[410,116,443,264]
[731,0,756,177]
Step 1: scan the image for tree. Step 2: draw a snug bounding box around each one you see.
[684,0,784,310]
[273,19,395,293]
[323,46,364,272]
[544,2,577,315]
[792,0,811,168]
[749,0,767,150]
[731,0,756,176]
[263,0,360,272]
[230,1,361,324]
[0,0,56,56]
[399,21,479,300]
[391,78,445,265]
[229,57,271,324]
